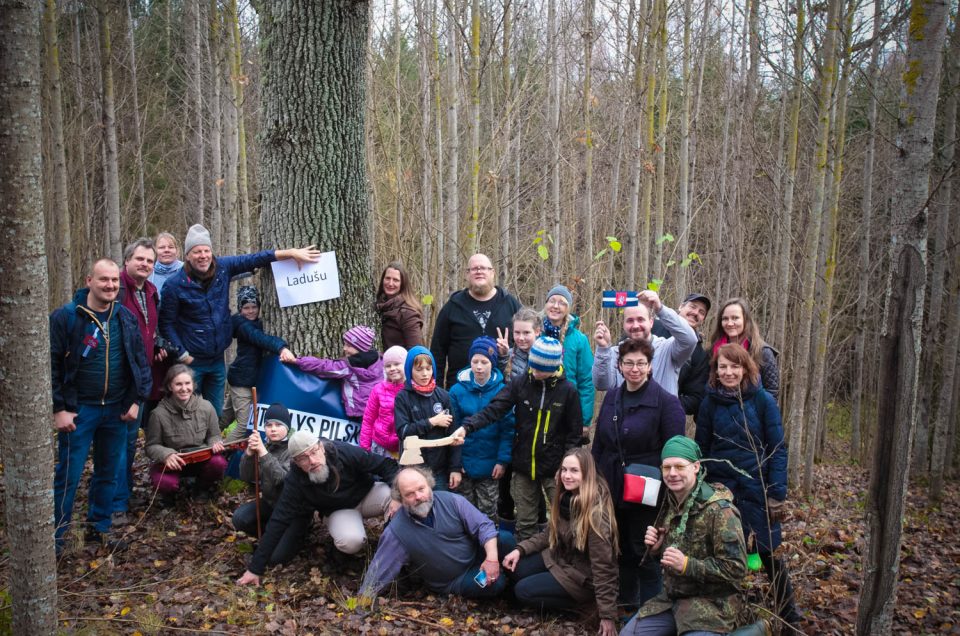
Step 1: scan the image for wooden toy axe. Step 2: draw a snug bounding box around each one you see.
[399,434,458,466]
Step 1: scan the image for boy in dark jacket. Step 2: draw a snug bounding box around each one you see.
[222,286,295,438]
[452,336,582,540]
[394,346,462,490]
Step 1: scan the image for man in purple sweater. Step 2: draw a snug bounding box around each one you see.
[359,467,514,601]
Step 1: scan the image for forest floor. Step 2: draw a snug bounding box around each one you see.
[1,433,958,636]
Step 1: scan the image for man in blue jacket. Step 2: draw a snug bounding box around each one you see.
[158,224,319,415]
[50,259,152,555]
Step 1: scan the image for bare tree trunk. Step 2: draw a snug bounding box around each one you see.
[124,0,147,235]
[639,0,658,282]
[0,1,58,630]
[497,0,512,283]
[677,0,692,295]
[227,0,252,251]
[70,11,93,243]
[851,0,883,463]
[786,0,841,485]
[207,0,223,249]
[804,17,854,494]
[416,0,435,308]
[578,0,595,284]
[771,2,804,351]
[98,6,122,263]
[857,2,950,632]
[184,0,205,227]
[547,0,561,278]
[466,0,481,255]
[625,0,648,289]
[256,0,375,354]
[929,16,960,499]
[652,0,667,281]
[445,4,460,296]
[42,0,74,301]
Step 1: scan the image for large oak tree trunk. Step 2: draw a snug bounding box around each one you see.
[256,1,375,356]
[0,0,58,631]
[857,1,950,632]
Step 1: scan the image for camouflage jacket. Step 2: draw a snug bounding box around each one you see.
[637,481,747,634]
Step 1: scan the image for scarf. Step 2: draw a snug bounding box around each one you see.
[542,317,562,340]
[154,260,182,277]
[412,378,437,395]
[669,469,706,545]
[712,334,750,356]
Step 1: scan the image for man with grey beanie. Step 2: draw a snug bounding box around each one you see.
[158,224,320,416]
[236,430,400,586]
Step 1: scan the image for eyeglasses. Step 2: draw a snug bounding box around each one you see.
[661,462,694,473]
[546,298,569,307]
[293,445,323,466]
[620,360,650,369]
[468,266,493,273]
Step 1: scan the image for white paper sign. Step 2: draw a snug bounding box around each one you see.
[270,251,341,308]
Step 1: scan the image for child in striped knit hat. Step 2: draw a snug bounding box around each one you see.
[293,326,384,425]
[451,336,583,540]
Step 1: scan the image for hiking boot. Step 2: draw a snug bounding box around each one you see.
[111,511,130,526]
[85,528,130,552]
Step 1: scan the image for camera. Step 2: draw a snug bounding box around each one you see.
[154,335,180,356]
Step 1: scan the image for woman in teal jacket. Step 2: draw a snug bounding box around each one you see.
[541,285,594,435]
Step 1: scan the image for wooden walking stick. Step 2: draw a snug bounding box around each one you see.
[251,386,262,539]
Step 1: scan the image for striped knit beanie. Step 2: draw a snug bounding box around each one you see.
[343,325,375,352]
[528,336,563,373]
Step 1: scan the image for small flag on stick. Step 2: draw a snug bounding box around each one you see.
[602,290,639,308]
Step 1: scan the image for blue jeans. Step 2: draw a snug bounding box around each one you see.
[512,552,574,612]
[113,400,156,514]
[54,403,127,546]
[447,531,515,599]
[190,359,226,417]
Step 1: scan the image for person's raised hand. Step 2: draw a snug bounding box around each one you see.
[644,525,665,550]
[594,320,611,347]
[496,327,510,356]
[638,290,663,313]
[661,546,687,573]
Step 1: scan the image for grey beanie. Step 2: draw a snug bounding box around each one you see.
[545,284,573,308]
[184,224,212,255]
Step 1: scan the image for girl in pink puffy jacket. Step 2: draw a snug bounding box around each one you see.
[293,326,384,422]
[359,346,407,456]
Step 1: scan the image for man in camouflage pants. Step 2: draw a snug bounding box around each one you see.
[621,436,747,635]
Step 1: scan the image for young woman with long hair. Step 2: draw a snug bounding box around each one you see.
[375,261,424,349]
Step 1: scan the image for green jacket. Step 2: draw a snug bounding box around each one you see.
[637,481,747,634]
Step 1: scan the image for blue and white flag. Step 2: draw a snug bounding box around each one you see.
[248,355,359,445]
[602,290,639,308]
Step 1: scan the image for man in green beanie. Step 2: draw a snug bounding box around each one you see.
[620,435,748,635]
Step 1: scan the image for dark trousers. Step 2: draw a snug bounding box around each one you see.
[445,531,516,599]
[617,505,663,608]
[511,552,574,612]
[233,502,312,567]
[759,550,800,622]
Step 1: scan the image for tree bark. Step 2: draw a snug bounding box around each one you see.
[98,5,122,263]
[0,0,58,631]
[256,0,375,356]
[123,0,147,235]
[42,0,74,301]
[207,0,224,250]
[786,0,841,485]
[466,0,481,255]
[857,1,950,632]
[184,0,205,227]
[851,0,883,464]
[445,3,460,297]
[547,0,561,278]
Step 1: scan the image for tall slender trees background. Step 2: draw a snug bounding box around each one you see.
[9,0,960,628]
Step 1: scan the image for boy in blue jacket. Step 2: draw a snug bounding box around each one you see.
[222,286,295,439]
[450,337,514,521]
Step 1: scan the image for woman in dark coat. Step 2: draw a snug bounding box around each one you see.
[591,339,685,611]
[696,343,801,626]
[375,261,424,349]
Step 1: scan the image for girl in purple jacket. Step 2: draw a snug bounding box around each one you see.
[293,326,384,423]
[359,345,407,457]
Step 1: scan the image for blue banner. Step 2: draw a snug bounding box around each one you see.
[247,355,359,445]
